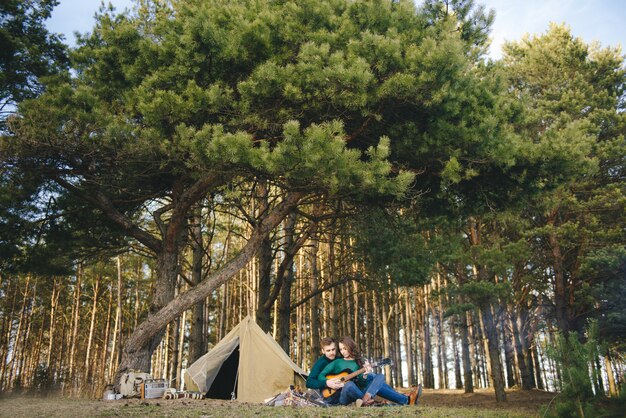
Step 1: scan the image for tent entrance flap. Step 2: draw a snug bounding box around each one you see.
[206,345,239,400]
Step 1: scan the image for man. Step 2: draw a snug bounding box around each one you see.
[318,336,422,407]
[306,337,344,404]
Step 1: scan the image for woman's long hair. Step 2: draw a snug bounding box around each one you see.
[339,336,364,367]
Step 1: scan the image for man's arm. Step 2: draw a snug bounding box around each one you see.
[306,357,330,390]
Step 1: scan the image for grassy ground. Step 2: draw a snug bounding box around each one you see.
[0,389,557,418]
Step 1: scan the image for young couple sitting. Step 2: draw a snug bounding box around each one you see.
[306,336,422,407]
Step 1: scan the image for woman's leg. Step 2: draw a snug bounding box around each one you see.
[376,383,409,405]
[339,381,363,405]
[362,373,386,398]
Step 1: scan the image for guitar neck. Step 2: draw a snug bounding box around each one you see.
[336,359,389,383]
[341,367,367,382]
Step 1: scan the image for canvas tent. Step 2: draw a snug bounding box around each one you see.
[184,315,307,402]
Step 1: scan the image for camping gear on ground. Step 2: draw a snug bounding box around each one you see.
[102,385,123,400]
[141,379,168,399]
[163,388,205,400]
[118,371,153,398]
[264,385,327,407]
[184,315,307,403]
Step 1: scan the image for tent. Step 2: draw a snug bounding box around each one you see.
[183,315,307,402]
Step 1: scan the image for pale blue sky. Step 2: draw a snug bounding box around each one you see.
[48,0,626,59]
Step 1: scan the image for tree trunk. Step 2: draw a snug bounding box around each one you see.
[7,275,30,390]
[547,214,571,335]
[68,266,82,392]
[168,315,181,389]
[511,308,532,389]
[605,350,618,397]
[502,311,516,388]
[188,206,206,364]
[100,285,113,387]
[309,238,320,363]
[278,213,297,353]
[420,287,435,388]
[403,290,415,386]
[46,279,60,368]
[479,304,507,402]
[256,182,274,332]
[381,292,392,386]
[85,276,100,384]
[451,318,463,389]
[532,341,544,390]
[461,309,474,393]
[393,294,403,387]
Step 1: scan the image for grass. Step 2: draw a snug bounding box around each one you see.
[0,389,552,418]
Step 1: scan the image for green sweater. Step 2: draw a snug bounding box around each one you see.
[319,358,367,390]
[306,355,333,390]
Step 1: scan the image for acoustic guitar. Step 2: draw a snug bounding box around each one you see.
[321,358,392,398]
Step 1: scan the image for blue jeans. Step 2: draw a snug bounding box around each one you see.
[336,373,409,405]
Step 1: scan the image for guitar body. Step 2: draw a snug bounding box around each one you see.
[321,370,352,398]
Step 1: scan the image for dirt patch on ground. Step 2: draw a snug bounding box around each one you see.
[417,388,557,414]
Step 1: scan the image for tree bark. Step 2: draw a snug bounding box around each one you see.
[547,212,571,335]
[85,275,100,384]
[309,237,321,363]
[479,304,507,402]
[502,311,516,388]
[188,206,206,364]
[403,290,415,386]
[511,308,532,389]
[419,287,435,388]
[605,350,618,397]
[278,212,297,353]
[256,181,276,333]
[461,309,474,393]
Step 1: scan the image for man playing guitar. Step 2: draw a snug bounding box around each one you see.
[319,336,422,407]
[305,337,345,404]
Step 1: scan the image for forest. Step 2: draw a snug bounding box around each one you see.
[1,1,625,417]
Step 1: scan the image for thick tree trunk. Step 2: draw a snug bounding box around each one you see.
[188,206,206,364]
[547,217,571,335]
[502,312,517,388]
[168,315,181,389]
[256,182,273,332]
[256,236,273,331]
[479,304,507,402]
[460,309,474,392]
[511,308,532,389]
[278,213,297,353]
[114,191,302,388]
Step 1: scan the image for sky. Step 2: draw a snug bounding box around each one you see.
[47,0,626,59]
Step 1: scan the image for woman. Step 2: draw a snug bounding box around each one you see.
[319,336,422,406]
